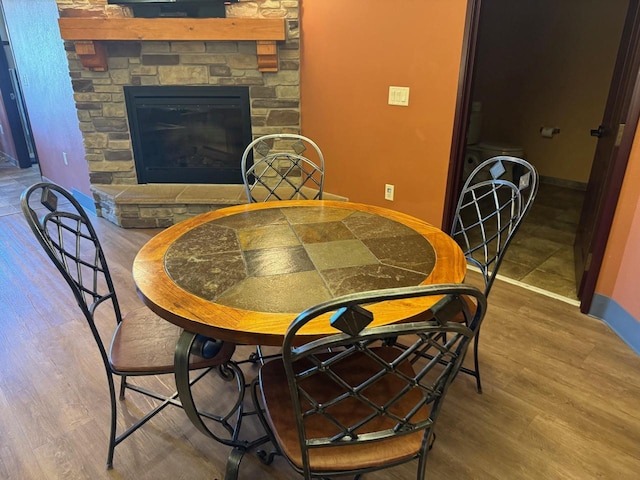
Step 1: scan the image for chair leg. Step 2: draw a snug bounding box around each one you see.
[250,378,283,465]
[416,450,430,480]
[248,345,283,365]
[248,345,265,365]
[119,375,127,400]
[107,368,214,469]
[472,331,483,393]
[106,373,118,469]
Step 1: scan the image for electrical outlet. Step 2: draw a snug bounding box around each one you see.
[62,152,68,165]
[385,184,395,201]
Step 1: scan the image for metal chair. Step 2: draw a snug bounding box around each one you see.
[249,284,487,480]
[20,182,235,468]
[451,155,538,392]
[241,133,325,203]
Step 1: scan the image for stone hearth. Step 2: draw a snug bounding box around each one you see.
[93,183,247,228]
[93,184,347,228]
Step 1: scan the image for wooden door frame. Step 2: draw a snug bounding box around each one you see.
[442,0,482,229]
[443,0,640,313]
[0,38,30,168]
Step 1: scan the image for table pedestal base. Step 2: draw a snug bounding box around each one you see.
[174,331,271,479]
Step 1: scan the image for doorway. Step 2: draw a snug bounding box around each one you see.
[0,2,37,169]
[446,0,633,306]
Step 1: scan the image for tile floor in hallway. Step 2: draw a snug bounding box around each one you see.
[0,162,583,301]
[499,181,584,301]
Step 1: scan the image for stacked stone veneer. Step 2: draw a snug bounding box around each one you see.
[56,0,302,227]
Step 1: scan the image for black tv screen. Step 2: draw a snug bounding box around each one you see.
[107,0,239,18]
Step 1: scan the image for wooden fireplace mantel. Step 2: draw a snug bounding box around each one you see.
[58,17,286,72]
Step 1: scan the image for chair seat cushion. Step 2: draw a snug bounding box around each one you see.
[259,346,431,472]
[109,307,235,374]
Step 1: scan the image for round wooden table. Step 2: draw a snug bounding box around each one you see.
[133,200,467,474]
[133,200,467,346]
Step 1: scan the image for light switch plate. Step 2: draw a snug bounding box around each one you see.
[388,86,410,106]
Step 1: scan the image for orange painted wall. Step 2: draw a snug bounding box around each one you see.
[596,127,640,320]
[299,0,468,227]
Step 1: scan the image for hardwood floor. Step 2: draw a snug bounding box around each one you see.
[1,173,640,479]
[0,162,42,216]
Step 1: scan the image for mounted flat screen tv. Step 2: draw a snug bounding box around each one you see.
[107,0,239,18]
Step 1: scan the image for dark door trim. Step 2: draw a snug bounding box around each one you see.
[577,0,640,313]
[442,0,482,230]
[0,40,30,168]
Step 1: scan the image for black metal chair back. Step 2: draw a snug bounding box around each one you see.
[450,155,538,392]
[22,182,121,357]
[241,133,325,202]
[255,284,487,479]
[451,155,538,296]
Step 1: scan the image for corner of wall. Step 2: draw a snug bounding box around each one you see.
[589,293,640,356]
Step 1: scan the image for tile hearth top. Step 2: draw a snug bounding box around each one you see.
[93,183,248,205]
[91,183,348,229]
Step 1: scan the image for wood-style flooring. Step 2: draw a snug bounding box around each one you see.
[1,165,639,479]
[0,162,42,216]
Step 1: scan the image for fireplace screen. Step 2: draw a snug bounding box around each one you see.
[124,86,251,184]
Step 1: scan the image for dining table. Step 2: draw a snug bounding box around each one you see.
[132,199,467,477]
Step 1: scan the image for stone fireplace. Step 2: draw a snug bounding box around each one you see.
[56,0,306,228]
[124,85,252,184]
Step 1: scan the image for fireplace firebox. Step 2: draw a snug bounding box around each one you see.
[123,85,252,184]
